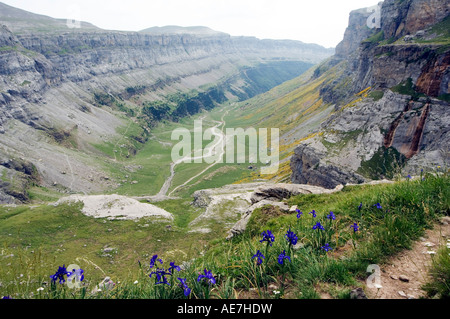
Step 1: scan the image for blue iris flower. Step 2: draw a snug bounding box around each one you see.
[321,243,333,252]
[277,250,291,265]
[67,268,84,282]
[296,209,303,218]
[197,269,216,285]
[312,222,325,231]
[374,203,382,210]
[178,278,191,297]
[169,262,181,274]
[309,210,317,218]
[260,230,275,246]
[358,203,363,211]
[50,265,69,284]
[150,255,163,269]
[150,268,171,285]
[351,223,359,232]
[252,250,266,265]
[326,211,336,220]
[285,228,298,246]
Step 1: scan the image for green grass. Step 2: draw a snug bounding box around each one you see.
[173,164,252,198]
[358,146,407,180]
[423,243,450,299]
[0,200,220,299]
[416,15,450,48]
[390,78,425,100]
[27,186,64,202]
[1,171,447,299]
[368,90,384,101]
[363,31,384,44]
[438,94,450,102]
[202,172,449,298]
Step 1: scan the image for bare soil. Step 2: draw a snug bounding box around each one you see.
[364,219,450,299]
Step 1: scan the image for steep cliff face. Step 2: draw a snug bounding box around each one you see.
[291,0,449,188]
[0,3,333,203]
[382,0,449,39]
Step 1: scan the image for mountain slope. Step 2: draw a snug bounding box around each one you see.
[0,2,333,203]
[289,0,449,188]
[0,2,99,33]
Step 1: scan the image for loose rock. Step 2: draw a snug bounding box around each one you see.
[350,288,368,300]
[399,275,410,283]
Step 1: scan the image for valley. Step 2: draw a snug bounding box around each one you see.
[0,0,449,302]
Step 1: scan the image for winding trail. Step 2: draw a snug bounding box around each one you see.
[149,110,229,201]
[64,153,75,190]
[168,110,230,197]
[113,120,133,161]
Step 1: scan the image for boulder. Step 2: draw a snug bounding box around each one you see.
[350,288,368,299]
[250,183,344,204]
[226,200,289,240]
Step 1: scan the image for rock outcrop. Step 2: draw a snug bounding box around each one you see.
[250,182,344,204]
[226,182,344,240]
[381,0,449,39]
[55,194,174,221]
[226,200,290,240]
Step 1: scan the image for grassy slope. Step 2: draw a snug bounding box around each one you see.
[1,171,447,299]
[224,64,336,133]
[224,61,345,184]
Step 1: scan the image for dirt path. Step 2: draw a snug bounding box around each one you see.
[365,217,450,299]
[168,109,230,197]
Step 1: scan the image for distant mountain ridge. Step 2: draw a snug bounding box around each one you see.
[0,2,99,33]
[140,26,226,36]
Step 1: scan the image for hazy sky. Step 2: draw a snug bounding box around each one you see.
[1,0,381,48]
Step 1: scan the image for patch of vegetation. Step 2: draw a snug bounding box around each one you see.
[358,146,407,180]
[113,101,136,117]
[368,90,384,101]
[245,205,291,238]
[1,158,40,183]
[437,94,450,103]
[142,100,172,122]
[27,186,63,203]
[45,126,78,148]
[390,78,426,100]
[173,164,251,199]
[172,88,226,119]
[423,243,450,299]
[120,85,147,99]
[321,130,363,154]
[234,61,313,99]
[417,15,450,47]
[93,92,116,107]
[363,31,384,45]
